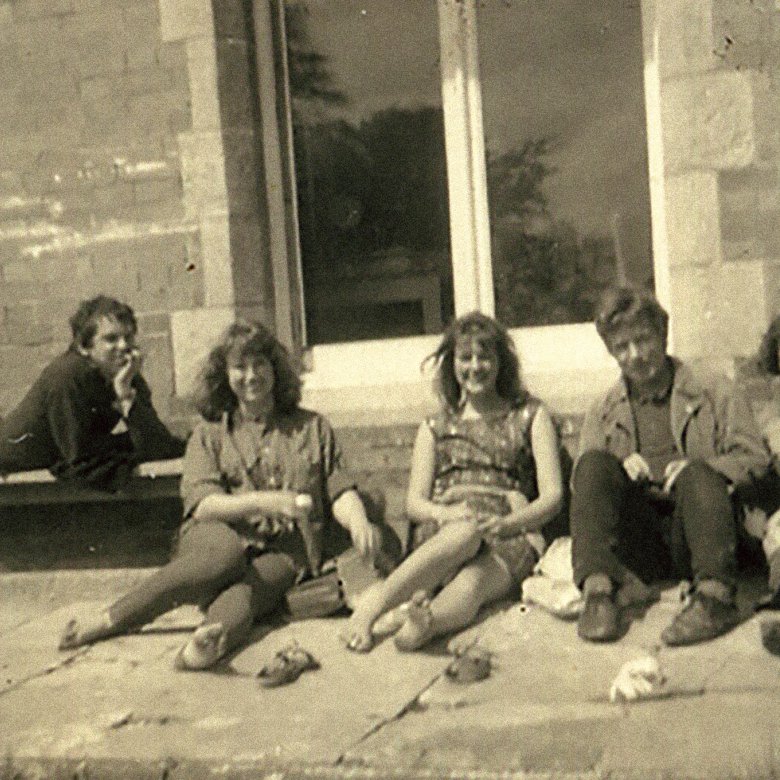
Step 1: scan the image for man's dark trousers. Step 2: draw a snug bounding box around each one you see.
[571,450,737,589]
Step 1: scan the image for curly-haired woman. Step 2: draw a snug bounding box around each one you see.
[59,321,378,670]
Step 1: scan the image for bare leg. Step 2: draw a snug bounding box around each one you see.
[344,520,482,652]
[394,548,511,652]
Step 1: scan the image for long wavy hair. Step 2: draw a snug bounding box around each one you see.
[425,311,526,412]
[193,321,302,421]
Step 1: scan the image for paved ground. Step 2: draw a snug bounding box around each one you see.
[1,568,780,780]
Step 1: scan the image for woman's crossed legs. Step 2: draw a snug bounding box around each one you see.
[345,519,487,652]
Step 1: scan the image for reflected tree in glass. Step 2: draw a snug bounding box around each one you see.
[487,139,618,326]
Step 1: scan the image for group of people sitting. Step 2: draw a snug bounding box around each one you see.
[2,289,779,675]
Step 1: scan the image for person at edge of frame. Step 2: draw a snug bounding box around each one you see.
[0,295,185,491]
[571,286,770,647]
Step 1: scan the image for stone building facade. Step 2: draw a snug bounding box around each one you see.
[0,0,778,432]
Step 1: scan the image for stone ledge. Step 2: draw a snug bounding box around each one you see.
[0,459,183,506]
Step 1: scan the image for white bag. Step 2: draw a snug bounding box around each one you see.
[521,537,583,619]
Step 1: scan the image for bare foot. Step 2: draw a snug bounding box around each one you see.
[394,591,435,652]
[59,610,114,650]
[371,603,408,638]
[342,582,386,653]
[174,623,226,670]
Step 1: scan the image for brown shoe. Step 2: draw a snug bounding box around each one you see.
[760,619,780,656]
[661,592,739,646]
[577,592,620,642]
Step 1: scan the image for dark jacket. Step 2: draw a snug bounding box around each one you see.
[0,349,184,489]
[576,358,770,489]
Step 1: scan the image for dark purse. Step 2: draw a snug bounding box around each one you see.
[284,547,385,620]
[284,568,344,620]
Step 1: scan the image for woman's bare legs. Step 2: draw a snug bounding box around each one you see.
[394,548,512,651]
[345,520,482,651]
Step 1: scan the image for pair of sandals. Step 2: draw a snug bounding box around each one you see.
[256,640,490,686]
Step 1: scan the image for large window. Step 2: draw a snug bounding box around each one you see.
[281,0,651,346]
[283,0,453,345]
[478,0,652,327]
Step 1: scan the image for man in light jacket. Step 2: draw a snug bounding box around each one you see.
[572,287,770,646]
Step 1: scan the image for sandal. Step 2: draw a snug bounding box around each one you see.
[58,611,114,651]
[256,642,320,687]
[444,646,492,684]
[173,623,227,672]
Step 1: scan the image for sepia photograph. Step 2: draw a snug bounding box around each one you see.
[1,0,779,777]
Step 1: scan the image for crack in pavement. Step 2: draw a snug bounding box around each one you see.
[0,645,90,696]
[334,666,449,766]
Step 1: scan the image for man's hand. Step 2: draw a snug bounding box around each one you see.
[623,453,653,483]
[113,348,142,401]
[662,459,689,493]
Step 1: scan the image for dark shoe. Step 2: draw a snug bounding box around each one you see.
[577,592,620,642]
[661,592,739,646]
[760,619,780,656]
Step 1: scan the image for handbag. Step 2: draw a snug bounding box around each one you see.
[285,569,344,620]
[284,547,385,620]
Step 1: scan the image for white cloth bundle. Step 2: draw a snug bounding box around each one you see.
[609,656,666,703]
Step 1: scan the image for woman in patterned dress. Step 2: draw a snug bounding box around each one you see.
[344,312,564,652]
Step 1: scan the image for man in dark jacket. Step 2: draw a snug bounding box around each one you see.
[0,296,184,490]
[572,287,770,646]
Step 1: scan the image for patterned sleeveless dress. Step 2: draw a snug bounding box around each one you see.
[412,397,545,584]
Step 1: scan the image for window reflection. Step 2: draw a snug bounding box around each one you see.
[478,0,652,326]
[284,1,453,344]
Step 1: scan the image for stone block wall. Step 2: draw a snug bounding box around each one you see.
[643,0,780,369]
[1,0,778,436]
[0,0,194,424]
[0,0,273,432]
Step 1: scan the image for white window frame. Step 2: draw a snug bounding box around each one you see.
[258,0,627,422]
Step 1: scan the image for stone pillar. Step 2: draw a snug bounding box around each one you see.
[161,0,275,398]
[642,0,780,371]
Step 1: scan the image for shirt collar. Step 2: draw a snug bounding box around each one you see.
[627,359,675,404]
